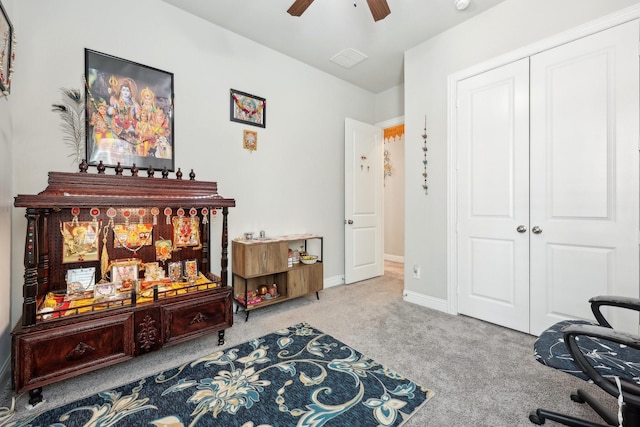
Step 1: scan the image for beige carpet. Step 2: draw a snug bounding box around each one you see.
[1,261,616,426]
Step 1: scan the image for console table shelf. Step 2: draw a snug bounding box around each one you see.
[232,234,323,320]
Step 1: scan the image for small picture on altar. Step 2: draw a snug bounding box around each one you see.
[183,259,198,279]
[155,239,172,262]
[144,262,165,281]
[113,223,153,250]
[168,261,182,282]
[66,267,96,297]
[172,216,201,247]
[94,282,117,300]
[111,259,139,292]
[60,221,100,263]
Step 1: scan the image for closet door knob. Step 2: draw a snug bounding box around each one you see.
[532,226,543,234]
[516,225,527,233]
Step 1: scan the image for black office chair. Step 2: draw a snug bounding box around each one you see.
[530,296,640,426]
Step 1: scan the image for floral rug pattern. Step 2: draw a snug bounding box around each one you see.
[9,322,433,426]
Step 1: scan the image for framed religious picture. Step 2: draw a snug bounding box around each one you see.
[60,221,100,263]
[183,259,198,280]
[94,282,117,300]
[155,239,173,262]
[65,267,96,299]
[84,49,175,171]
[111,259,140,293]
[0,0,15,96]
[168,261,182,282]
[243,129,258,152]
[112,223,153,257]
[172,216,201,248]
[230,89,266,128]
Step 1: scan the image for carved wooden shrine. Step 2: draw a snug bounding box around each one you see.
[11,165,235,405]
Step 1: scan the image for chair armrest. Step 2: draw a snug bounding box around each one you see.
[563,323,640,406]
[589,295,640,328]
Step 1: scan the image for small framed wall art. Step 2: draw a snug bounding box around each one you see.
[243,129,258,152]
[0,0,15,96]
[84,49,175,171]
[230,89,266,128]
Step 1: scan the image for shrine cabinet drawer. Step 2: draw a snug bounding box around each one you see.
[162,292,232,345]
[13,313,135,392]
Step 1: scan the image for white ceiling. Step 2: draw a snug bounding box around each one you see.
[161,0,507,94]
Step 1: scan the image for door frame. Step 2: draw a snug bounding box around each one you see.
[446,7,640,316]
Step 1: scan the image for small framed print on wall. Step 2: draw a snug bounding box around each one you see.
[0,0,15,96]
[230,89,266,128]
[243,129,258,152]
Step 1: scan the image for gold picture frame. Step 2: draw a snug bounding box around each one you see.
[60,221,100,264]
[243,129,258,152]
[172,216,200,248]
[111,259,140,292]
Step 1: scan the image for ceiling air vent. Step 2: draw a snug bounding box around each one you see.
[330,48,368,69]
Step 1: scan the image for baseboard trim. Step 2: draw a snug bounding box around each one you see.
[402,289,449,314]
[384,254,404,263]
[323,274,344,289]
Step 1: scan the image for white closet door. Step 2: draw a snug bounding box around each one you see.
[456,58,531,333]
[529,21,639,335]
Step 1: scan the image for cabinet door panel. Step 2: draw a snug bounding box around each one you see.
[233,241,288,277]
[13,313,134,392]
[287,263,323,298]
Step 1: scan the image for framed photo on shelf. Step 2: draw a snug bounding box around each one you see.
[0,0,14,95]
[65,267,96,296]
[183,259,198,279]
[111,259,140,292]
[168,261,182,282]
[84,49,175,171]
[94,282,117,300]
[230,89,266,128]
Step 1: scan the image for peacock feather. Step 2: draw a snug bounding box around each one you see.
[52,88,85,166]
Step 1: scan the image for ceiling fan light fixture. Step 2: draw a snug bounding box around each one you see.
[455,0,470,10]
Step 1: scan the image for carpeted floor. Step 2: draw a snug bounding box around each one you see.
[0,261,618,426]
[5,322,433,426]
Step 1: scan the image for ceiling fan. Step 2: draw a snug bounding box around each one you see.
[287,0,391,22]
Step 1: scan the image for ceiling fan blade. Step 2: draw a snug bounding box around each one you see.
[287,0,315,16]
[366,0,391,21]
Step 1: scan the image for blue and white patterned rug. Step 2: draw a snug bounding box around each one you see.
[8,322,433,426]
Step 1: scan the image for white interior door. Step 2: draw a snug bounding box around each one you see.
[345,118,384,284]
[456,58,531,333]
[529,21,640,335]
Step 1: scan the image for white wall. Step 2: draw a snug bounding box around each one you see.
[0,0,14,387]
[403,0,639,304]
[6,0,381,359]
[375,84,404,124]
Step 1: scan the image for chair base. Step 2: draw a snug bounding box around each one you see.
[530,388,639,426]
